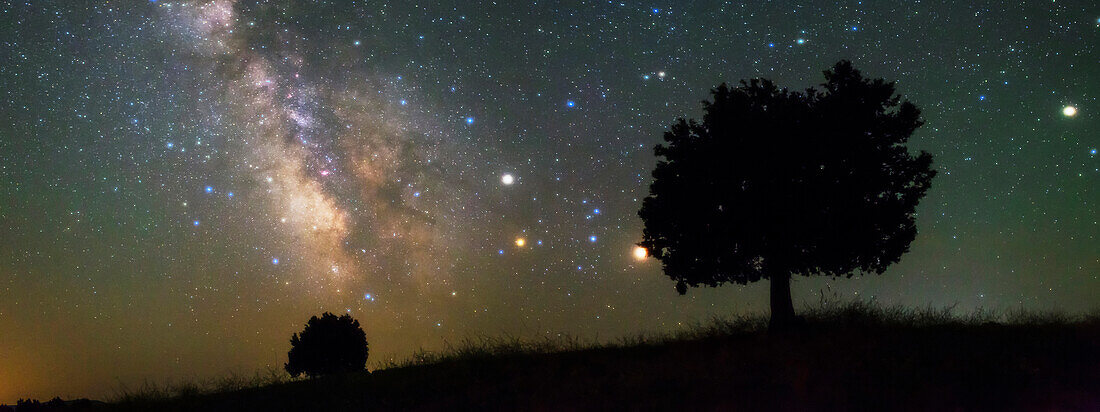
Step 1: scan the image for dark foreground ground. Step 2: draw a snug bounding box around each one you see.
[14,306,1100,411]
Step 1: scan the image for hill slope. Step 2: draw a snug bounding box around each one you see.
[103,306,1100,411]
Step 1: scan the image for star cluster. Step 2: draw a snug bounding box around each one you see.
[0,0,1096,401]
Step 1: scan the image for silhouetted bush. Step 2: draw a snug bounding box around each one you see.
[12,398,61,411]
[7,397,97,412]
[638,60,936,329]
[285,312,369,378]
[15,399,41,411]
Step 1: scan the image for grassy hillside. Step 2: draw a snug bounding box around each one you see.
[50,303,1100,410]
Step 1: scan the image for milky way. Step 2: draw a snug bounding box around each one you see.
[0,1,1096,401]
[163,0,462,289]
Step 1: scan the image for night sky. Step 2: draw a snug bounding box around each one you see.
[1,0,1096,401]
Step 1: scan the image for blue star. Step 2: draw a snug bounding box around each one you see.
[497,249,504,255]
[768,43,776,48]
[589,235,597,243]
[850,26,859,31]
[979,95,986,101]
[465,116,475,125]
[272,257,279,265]
[413,191,421,197]
[399,99,408,106]
[593,208,600,214]
[165,142,174,148]
[204,186,213,194]
[192,220,200,226]
[566,100,576,108]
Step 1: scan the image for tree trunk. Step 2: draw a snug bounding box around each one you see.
[769,271,796,331]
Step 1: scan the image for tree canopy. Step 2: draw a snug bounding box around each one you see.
[285,312,369,378]
[638,60,936,327]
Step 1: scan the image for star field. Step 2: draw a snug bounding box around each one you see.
[0,0,1096,401]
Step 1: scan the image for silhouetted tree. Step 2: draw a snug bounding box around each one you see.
[638,61,936,329]
[285,312,369,378]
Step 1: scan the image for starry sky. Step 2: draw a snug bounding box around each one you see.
[1,0,1096,402]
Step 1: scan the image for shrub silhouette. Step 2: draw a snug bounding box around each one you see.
[638,60,936,329]
[11,398,66,412]
[285,312,369,378]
